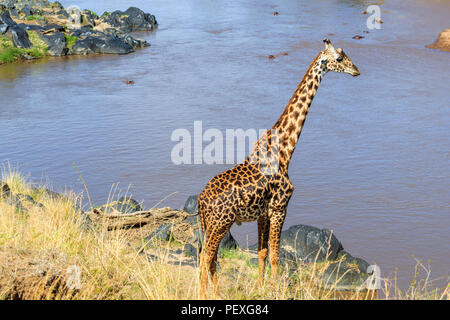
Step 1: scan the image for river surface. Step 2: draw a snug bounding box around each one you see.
[1,0,449,289]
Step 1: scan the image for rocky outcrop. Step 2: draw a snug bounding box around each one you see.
[72,33,135,55]
[36,30,67,55]
[0,8,32,48]
[247,224,372,290]
[0,0,157,62]
[426,29,450,52]
[100,7,157,33]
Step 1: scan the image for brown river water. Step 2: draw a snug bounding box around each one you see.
[0,0,449,289]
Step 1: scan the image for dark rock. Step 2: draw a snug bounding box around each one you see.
[319,261,370,291]
[53,2,64,10]
[55,9,68,19]
[183,195,198,214]
[0,23,7,34]
[117,33,149,49]
[185,213,200,227]
[69,25,93,37]
[42,23,65,32]
[145,223,173,242]
[1,182,11,197]
[19,6,33,16]
[72,34,135,55]
[4,195,25,212]
[15,193,36,204]
[37,31,67,56]
[17,23,43,31]
[0,9,32,48]
[77,210,92,231]
[101,6,157,33]
[275,225,344,265]
[98,196,143,214]
[248,224,373,290]
[81,9,97,26]
[30,187,66,201]
[338,250,370,274]
[9,26,33,48]
[184,243,198,259]
[220,230,239,250]
[0,6,15,25]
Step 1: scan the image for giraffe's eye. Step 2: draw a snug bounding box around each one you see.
[336,56,343,62]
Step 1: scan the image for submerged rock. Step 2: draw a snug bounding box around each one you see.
[426,29,450,52]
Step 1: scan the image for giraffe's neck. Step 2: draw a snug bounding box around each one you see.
[249,52,326,172]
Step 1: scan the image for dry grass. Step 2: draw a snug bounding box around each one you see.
[0,169,448,300]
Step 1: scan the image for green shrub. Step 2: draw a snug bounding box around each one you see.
[64,34,78,49]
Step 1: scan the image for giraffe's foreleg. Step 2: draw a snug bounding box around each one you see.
[257,216,270,286]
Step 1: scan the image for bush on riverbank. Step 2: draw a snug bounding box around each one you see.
[0,170,448,300]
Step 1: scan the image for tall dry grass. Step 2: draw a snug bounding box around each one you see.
[0,169,448,300]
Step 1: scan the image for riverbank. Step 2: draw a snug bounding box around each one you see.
[0,0,156,64]
[0,170,447,300]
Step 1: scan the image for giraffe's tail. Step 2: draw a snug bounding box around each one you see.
[198,195,206,237]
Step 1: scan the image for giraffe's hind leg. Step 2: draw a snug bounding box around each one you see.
[200,217,233,299]
[257,216,270,286]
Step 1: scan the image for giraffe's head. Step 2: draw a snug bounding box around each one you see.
[320,38,360,77]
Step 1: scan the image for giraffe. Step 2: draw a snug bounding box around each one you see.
[197,38,360,298]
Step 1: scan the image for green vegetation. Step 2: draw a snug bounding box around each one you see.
[100,11,111,18]
[64,34,78,50]
[25,15,45,21]
[0,32,48,64]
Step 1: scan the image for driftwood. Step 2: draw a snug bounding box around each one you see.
[41,28,57,34]
[85,207,197,231]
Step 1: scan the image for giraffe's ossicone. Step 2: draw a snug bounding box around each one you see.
[198,38,360,298]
